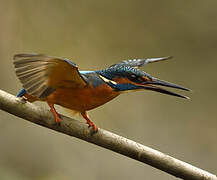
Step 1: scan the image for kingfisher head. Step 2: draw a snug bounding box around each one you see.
[97,57,190,99]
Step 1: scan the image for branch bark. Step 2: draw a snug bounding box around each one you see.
[0,89,216,180]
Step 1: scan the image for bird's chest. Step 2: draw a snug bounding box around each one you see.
[47,84,120,112]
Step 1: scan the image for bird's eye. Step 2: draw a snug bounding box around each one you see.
[129,74,144,82]
[137,77,144,82]
[131,74,137,78]
[129,74,138,81]
[130,74,149,83]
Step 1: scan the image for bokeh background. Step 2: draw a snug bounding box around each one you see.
[0,0,216,179]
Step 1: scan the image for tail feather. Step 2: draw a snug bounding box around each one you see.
[16,88,26,97]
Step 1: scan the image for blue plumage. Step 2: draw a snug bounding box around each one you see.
[16,88,26,97]
[106,82,141,91]
[96,64,152,82]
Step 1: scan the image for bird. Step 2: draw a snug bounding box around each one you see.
[13,53,190,132]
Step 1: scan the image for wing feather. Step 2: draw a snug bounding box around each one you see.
[111,56,172,68]
[14,53,86,98]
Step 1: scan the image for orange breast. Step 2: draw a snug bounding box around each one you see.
[46,84,120,112]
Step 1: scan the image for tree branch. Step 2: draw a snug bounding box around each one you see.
[0,89,216,180]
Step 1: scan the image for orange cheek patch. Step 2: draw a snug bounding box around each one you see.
[113,77,150,86]
[142,76,151,81]
[113,77,132,84]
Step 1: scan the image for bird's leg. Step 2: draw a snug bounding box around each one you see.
[81,112,98,132]
[47,102,61,123]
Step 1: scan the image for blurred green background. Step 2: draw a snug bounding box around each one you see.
[0,0,216,179]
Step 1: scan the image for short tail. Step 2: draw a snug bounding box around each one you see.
[16,88,26,97]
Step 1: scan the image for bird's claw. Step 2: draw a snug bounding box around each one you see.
[49,105,62,124]
[86,122,98,132]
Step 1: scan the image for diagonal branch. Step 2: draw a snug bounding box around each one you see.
[0,89,216,180]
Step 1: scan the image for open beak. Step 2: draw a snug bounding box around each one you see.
[140,77,191,99]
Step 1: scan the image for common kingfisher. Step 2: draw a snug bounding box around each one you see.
[14,54,190,132]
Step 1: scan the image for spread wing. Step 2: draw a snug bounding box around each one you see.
[14,53,87,98]
[110,56,172,68]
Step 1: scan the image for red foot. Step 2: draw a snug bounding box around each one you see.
[48,102,61,123]
[86,120,98,132]
[81,112,98,132]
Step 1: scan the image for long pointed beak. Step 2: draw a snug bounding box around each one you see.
[140,77,191,99]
